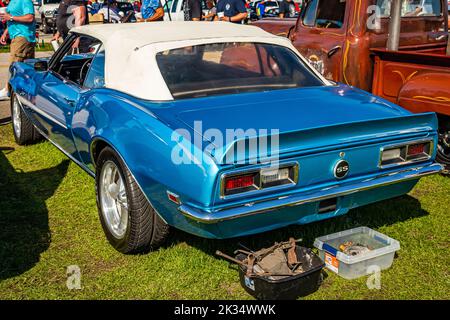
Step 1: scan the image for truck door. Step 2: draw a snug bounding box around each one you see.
[291,0,348,81]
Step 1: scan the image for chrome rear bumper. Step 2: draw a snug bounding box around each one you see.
[178,163,443,224]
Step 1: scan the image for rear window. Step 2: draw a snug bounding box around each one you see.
[156,42,323,100]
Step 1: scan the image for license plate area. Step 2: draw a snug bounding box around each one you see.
[318,198,338,214]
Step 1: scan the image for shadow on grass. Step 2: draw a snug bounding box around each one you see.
[0,147,69,281]
[164,193,429,257]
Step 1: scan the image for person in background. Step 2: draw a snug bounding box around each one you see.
[203,0,217,21]
[279,0,295,18]
[98,0,122,22]
[403,0,423,16]
[0,0,36,100]
[294,0,303,13]
[215,0,247,23]
[90,0,101,14]
[133,0,141,12]
[256,0,265,19]
[184,0,202,21]
[0,0,8,9]
[53,0,88,41]
[0,0,7,37]
[139,0,163,21]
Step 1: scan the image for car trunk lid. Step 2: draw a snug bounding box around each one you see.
[147,85,437,164]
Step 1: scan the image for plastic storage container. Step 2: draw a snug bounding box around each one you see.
[236,247,325,300]
[313,226,400,280]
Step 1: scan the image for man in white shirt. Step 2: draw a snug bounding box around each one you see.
[98,0,122,23]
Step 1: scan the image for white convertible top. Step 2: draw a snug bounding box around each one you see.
[70,22,326,100]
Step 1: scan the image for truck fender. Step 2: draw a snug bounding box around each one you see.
[397,72,450,117]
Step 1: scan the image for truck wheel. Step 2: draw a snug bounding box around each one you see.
[95,146,169,253]
[41,16,51,34]
[436,119,450,171]
[10,92,42,145]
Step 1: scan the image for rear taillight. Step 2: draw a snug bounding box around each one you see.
[221,164,298,197]
[406,142,430,160]
[260,167,292,188]
[225,174,256,191]
[380,146,406,166]
[407,143,425,156]
[380,140,432,168]
[223,172,259,196]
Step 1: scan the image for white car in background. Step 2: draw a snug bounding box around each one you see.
[34,0,60,34]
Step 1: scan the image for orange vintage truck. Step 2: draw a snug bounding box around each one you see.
[253,0,450,168]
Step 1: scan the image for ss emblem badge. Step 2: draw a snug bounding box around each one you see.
[334,160,350,179]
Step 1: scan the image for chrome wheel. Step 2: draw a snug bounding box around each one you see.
[99,160,129,239]
[12,96,21,138]
[95,146,170,252]
[437,127,450,165]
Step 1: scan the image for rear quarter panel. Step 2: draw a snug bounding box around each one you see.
[71,89,220,226]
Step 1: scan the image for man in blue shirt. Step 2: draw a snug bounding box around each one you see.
[256,1,265,19]
[216,0,247,23]
[0,0,36,100]
[90,0,101,14]
[141,0,163,21]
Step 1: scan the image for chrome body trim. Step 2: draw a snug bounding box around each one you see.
[17,94,68,130]
[178,163,443,224]
[378,138,434,169]
[219,162,299,199]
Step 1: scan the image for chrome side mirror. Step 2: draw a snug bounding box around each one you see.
[34,60,48,72]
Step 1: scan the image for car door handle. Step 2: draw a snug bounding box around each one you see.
[327,46,342,58]
[64,97,76,104]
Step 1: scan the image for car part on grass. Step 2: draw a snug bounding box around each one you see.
[217,239,305,277]
[216,239,325,299]
[314,226,400,280]
[338,241,372,256]
[216,250,248,268]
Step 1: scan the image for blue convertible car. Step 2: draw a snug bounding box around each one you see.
[8,22,442,253]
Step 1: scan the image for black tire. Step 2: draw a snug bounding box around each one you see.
[436,116,450,171]
[95,146,169,253]
[10,92,42,145]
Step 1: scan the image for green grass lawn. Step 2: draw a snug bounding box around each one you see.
[0,124,449,300]
[0,43,53,53]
